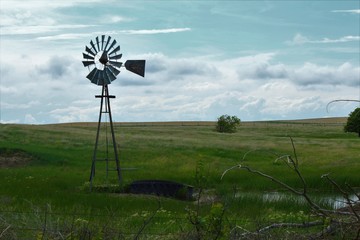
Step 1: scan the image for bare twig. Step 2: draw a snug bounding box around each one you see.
[326,99,360,113]
[289,137,298,167]
[236,221,323,239]
[257,221,323,234]
[241,149,280,162]
[0,224,11,238]
[345,183,360,201]
[321,174,360,221]
[221,165,240,180]
[134,198,161,240]
[230,225,252,235]
[237,165,302,195]
[237,165,327,216]
[312,223,338,239]
[42,205,48,240]
[275,155,295,170]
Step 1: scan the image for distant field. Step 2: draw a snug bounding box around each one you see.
[0,117,358,238]
[55,116,347,127]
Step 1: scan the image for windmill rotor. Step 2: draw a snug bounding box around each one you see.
[82,35,145,86]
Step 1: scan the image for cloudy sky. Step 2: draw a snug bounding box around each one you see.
[0,0,359,124]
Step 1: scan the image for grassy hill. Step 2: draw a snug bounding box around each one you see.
[0,117,358,238]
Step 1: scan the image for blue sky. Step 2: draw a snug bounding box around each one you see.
[0,0,359,124]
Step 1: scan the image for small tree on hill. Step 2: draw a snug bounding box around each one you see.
[216,115,240,133]
[344,107,360,137]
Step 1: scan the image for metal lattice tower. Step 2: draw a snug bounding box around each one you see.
[82,35,145,190]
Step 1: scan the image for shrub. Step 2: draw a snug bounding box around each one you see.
[344,107,360,137]
[216,115,241,133]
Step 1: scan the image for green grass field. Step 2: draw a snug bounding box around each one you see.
[0,118,359,238]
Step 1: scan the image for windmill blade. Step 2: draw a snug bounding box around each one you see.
[109,53,122,60]
[91,78,98,85]
[96,36,100,52]
[85,46,96,56]
[105,67,117,81]
[109,60,122,68]
[83,53,94,60]
[108,64,121,76]
[90,40,97,53]
[97,78,104,85]
[96,71,104,85]
[103,36,111,51]
[109,45,120,56]
[101,35,105,50]
[82,60,95,67]
[125,60,146,77]
[86,68,98,81]
[106,39,117,52]
[102,70,111,85]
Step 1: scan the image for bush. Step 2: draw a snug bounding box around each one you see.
[344,107,360,137]
[216,115,240,133]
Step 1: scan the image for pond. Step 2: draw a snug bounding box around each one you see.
[236,191,359,209]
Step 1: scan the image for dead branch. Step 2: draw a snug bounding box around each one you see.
[289,137,298,167]
[345,183,360,201]
[0,224,11,239]
[255,221,323,235]
[236,164,327,216]
[326,99,360,113]
[221,137,360,238]
[321,174,360,221]
[233,220,324,239]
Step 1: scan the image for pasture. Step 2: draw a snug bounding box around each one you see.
[0,118,359,238]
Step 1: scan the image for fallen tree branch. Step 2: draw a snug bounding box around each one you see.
[257,220,323,233]
[237,220,323,238]
[0,224,11,239]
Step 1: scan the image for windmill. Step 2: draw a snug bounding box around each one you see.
[82,35,145,190]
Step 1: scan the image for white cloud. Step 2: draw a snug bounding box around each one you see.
[120,28,191,35]
[0,0,101,11]
[24,114,37,124]
[332,9,360,14]
[0,0,99,36]
[49,106,97,123]
[316,36,360,44]
[2,25,95,35]
[286,33,360,45]
[35,33,92,41]
[1,51,359,123]
[107,15,134,23]
[33,28,191,41]
[291,62,359,87]
[286,33,309,45]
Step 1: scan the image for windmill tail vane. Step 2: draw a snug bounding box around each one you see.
[125,60,146,77]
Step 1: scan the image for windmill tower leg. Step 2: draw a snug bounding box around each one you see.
[89,85,104,185]
[89,84,122,191]
[104,85,122,185]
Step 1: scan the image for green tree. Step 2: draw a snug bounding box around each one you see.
[216,115,241,133]
[344,107,360,137]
